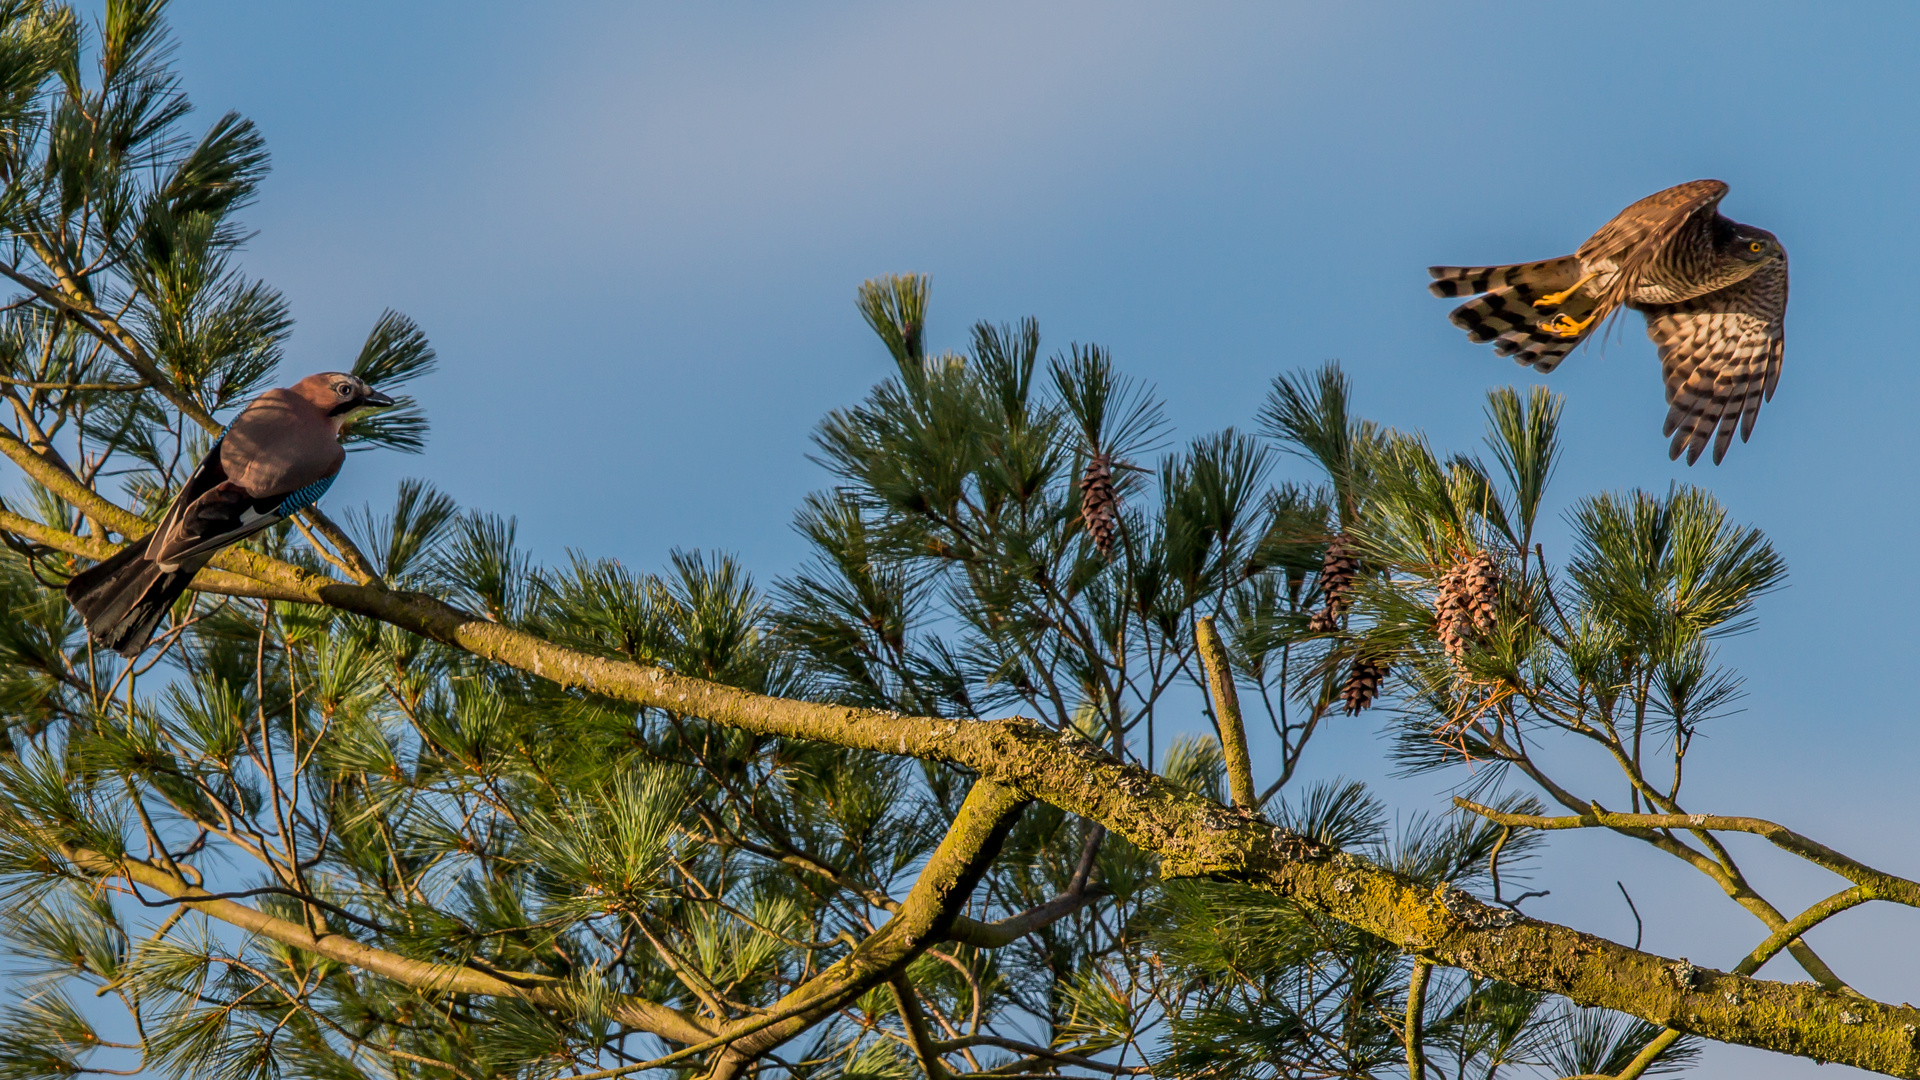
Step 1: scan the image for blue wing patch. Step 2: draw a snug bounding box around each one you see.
[274,473,338,517]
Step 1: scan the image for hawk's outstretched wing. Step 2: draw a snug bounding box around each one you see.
[1580,179,1728,310]
[1636,256,1788,465]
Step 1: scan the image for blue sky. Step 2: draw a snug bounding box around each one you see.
[111,3,1920,1076]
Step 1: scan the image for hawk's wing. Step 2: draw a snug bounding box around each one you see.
[1637,256,1788,465]
[1579,179,1729,310]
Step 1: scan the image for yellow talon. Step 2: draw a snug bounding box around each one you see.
[1539,313,1597,338]
[1533,271,1598,309]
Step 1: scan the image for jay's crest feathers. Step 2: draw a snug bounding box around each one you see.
[65,372,394,657]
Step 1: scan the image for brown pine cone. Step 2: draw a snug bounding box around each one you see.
[1311,534,1359,630]
[1341,655,1389,715]
[1434,550,1501,661]
[1080,452,1119,559]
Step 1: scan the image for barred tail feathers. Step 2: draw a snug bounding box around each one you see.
[1426,257,1580,299]
[1428,256,1600,373]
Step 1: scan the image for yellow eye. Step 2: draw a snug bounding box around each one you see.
[1748,240,1764,253]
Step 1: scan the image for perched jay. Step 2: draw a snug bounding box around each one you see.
[65,372,394,657]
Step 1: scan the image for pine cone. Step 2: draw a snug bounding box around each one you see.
[1341,655,1389,715]
[1434,550,1501,661]
[1080,452,1119,559]
[1311,533,1359,631]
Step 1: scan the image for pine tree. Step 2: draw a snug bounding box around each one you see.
[0,7,1895,1079]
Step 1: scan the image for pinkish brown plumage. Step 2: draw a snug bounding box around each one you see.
[64,372,394,656]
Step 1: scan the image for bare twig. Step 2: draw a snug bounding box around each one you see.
[1617,881,1644,952]
[1456,798,1920,909]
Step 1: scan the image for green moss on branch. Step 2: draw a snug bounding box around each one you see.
[13,481,1920,1077]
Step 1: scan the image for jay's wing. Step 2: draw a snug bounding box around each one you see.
[145,438,235,563]
[149,438,340,567]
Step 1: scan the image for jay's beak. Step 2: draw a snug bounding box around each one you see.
[359,387,396,409]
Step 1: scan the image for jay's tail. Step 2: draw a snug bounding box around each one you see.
[64,534,197,658]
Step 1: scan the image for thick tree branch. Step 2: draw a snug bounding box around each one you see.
[0,505,309,601]
[14,478,1920,1076]
[0,422,349,602]
[699,779,1029,1080]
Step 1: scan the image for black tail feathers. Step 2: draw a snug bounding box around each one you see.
[63,533,196,658]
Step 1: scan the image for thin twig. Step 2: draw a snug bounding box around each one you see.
[1455,798,1920,909]
[1617,881,1644,952]
[0,373,147,391]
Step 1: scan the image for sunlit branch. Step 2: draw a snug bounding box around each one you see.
[12,467,1920,1075]
[1739,886,1875,977]
[1196,615,1257,808]
[50,841,717,1045]
[0,373,147,391]
[1454,800,1920,909]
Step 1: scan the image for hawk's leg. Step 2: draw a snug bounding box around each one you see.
[1532,271,1598,309]
[1538,312,1598,338]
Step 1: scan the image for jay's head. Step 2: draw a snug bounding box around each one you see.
[291,372,396,430]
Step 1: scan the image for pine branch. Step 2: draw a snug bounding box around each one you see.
[49,841,716,1045]
[1196,616,1256,808]
[696,780,1028,1080]
[14,466,1920,1077]
[1454,799,1920,909]
[950,823,1104,948]
[1405,959,1433,1080]
[0,256,223,434]
[891,976,955,1080]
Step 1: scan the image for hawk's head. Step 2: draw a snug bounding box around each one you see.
[1720,223,1783,265]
